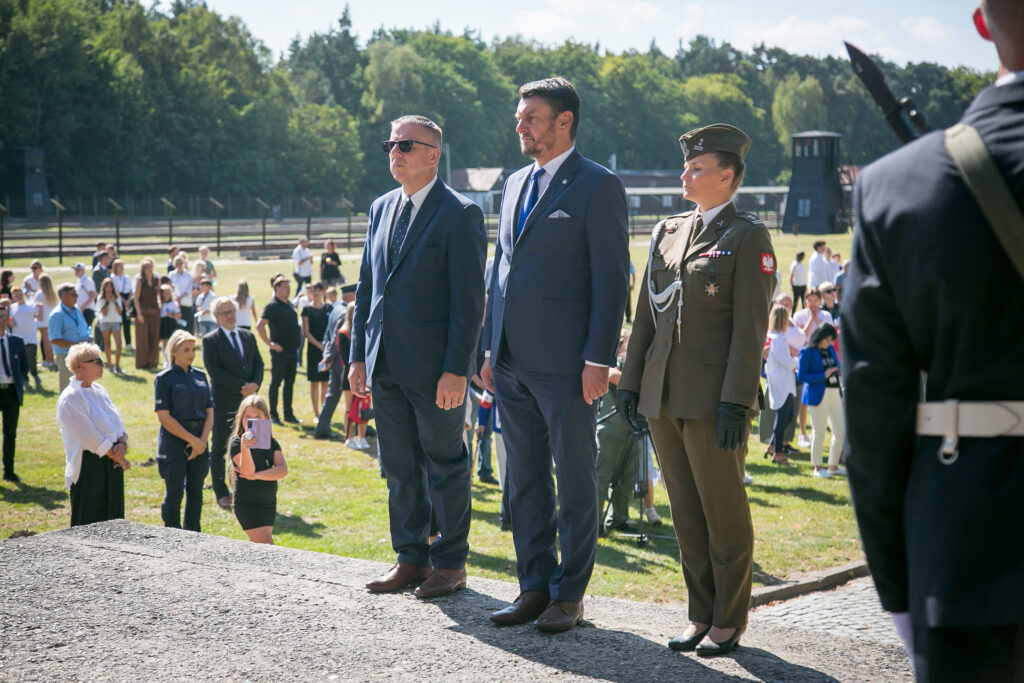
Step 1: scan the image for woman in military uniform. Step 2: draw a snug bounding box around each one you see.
[154,329,214,532]
[617,124,776,656]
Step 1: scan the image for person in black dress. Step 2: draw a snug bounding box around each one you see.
[320,239,345,287]
[301,282,331,420]
[229,394,288,544]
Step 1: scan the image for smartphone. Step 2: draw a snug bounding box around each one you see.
[246,418,272,450]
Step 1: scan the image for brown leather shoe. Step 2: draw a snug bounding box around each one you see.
[534,599,584,633]
[413,567,467,598]
[490,591,551,626]
[365,563,432,593]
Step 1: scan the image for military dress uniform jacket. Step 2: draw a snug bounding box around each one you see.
[619,203,776,420]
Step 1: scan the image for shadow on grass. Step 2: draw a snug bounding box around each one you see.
[746,496,779,508]
[753,561,786,586]
[274,512,326,538]
[752,484,848,506]
[0,481,67,510]
[26,386,59,398]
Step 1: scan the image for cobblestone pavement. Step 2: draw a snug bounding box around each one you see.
[753,577,902,647]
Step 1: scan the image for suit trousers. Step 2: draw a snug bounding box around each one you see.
[70,450,125,527]
[647,410,753,628]
[494,355,599,602]
[1,385,20,476]
[157,451,210,532]
[371,353,472,569]
[209,396,240,500]
[135,308,161,369]
[913,623,1024,682]
[268,348,297,418]
[314,360,344,437]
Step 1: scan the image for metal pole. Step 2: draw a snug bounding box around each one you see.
[160,197,177,246]
[255,198,270,250]
[51,198,67,264]
[0,203,6,266]
[108,199,123,253]
[209,197,225,256]
[301,197,314,243]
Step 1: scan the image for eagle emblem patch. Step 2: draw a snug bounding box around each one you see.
[760,253,776,274]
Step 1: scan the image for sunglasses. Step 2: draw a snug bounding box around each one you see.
[83,358,105,367]
[822,288,835,294]
[382,139,437,154]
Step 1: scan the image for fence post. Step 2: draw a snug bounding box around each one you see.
[210,197,224,255]
[0,203,6,266]
[341,198,354,250]
[301,197,314,243]
[255,198,270,249]
[51,198,67,264]
[160,197,176,245]
[108,199,123,252]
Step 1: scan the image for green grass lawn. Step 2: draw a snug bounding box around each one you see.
[1,231,860,606]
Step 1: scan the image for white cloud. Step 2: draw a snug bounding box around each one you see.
[729,15,894,60]
[511,0,668,48]
[899,16,955,45]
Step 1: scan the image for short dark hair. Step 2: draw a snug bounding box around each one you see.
[518,77,580,140]
[813,240,827,251]
[795,251,805,261]
[713,151,745,191]
[808,322,838,347]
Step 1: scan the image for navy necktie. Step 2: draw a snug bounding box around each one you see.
[515,167,546,242]
[1,337,10,379]
[389,199,413,269]
[232,331,244,359]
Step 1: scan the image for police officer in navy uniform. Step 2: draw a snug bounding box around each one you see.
[154,329,214,532]
[618,124,776,656]
[843,2,1024,679]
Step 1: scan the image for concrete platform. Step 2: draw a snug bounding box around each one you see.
[0,521,912,681]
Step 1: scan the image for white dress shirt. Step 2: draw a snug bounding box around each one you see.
[57,380,126,489]
[527,146,575,203]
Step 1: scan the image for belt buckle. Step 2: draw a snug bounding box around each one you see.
[938,399,959,465]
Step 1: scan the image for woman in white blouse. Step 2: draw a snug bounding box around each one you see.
[57,342,131,527]
[764,305,799,465]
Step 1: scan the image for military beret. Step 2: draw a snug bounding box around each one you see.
[679,124,751,162]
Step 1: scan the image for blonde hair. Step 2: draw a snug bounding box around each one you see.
[341,300,355,334]
[165,329,197,365]
[139,257,157,285]
[66,342,102,372]
[769,304,790,333]
[159,284,173,302]
[38,273,58,307]
[235,279,249,307]
[112,258,124,274]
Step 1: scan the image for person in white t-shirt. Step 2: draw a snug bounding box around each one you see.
[292,238,313,289]
[807,240,832,289]
[22,260,43,297]
[9,289,42,388]
[789,251,808,309]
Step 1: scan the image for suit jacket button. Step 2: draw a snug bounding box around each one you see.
[510,264,517,271]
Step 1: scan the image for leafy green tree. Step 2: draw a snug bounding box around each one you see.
[771,73,827,152]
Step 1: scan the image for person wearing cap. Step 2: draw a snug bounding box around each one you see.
[618,123,776,656]
[256,275,301,424]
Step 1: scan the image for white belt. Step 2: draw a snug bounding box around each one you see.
[916,400,1024,464]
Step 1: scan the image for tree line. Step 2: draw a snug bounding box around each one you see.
[0,0,993,209]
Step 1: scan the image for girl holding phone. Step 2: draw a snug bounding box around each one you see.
[229,395,288,544]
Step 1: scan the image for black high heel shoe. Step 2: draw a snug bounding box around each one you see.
[668,625,711,651]
[695,625,745,657]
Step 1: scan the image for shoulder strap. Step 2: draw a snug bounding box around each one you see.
[943,123,1024,280]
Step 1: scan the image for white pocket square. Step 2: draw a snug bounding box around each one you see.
[548,209,572,219]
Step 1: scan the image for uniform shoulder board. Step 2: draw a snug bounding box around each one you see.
[738,211,765,226]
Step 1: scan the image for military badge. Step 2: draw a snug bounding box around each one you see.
[760,253,776,274]
[705,281,719,296]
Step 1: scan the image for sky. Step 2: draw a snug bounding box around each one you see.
[158,0,995,71]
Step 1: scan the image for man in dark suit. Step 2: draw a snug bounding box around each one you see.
[202,296,264,508]
[480,77,629,632]
[843,2,1024,679]
[0,303,28,483]
[350,115,486,599]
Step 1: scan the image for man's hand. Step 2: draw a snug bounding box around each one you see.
[240,382,258,397]
[480,357,494,392]
[615,389,646,435]
[714,402,749,452]
[349,362,369,398]
[436,372,466,411]
[581,365,610,405]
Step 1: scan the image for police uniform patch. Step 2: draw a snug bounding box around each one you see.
[760,253,776,274]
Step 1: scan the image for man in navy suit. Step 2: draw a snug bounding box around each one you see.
[844,2,1024,679]
[0,302,29,483]
[481,77,629,632]
[350,115,486,599]
[202,296,264,508]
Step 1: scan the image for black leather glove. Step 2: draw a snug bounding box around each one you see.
[616,389,646,435]
[715,402,749,452]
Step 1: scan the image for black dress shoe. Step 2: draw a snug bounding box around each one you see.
[490,591,550,626]
[668,626,711,651]
[695,626,745,657]
[283,415,301,424]
[313,431,337,440]
[365,425,377,437]
[271,415,283,426]
[478,474,499,485]
[3,472,21,484]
